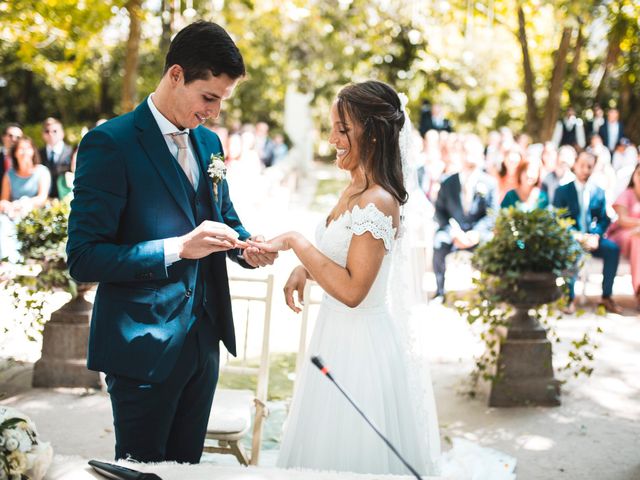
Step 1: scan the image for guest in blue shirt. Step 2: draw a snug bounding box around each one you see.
[553,151,621,314]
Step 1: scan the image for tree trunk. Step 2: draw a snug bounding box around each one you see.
[569,23,584,81]
[98,63,113,117]
[16,70,33,124]
[539,26,573,142]
[517,5,539,138]
[595,37,622,104]
[122,0,143,113]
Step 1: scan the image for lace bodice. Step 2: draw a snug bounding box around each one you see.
[316,203,396,309]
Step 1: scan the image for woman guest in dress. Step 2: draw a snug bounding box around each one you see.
[0,136,51,262]
[607,163,640,308]
[496,146,523,203]
[500,159,549,211]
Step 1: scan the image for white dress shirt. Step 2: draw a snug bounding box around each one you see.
[46,141,65,163]
[607,122,620,151]
[147,94,202,266]
[574,180,590,232]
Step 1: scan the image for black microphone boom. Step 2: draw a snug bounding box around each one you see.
[310,355,423,480]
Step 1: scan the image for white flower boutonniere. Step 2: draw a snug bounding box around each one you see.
[207,153,227,202]
[475,182,488,198]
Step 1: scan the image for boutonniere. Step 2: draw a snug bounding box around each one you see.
[207,153,227,201]
[475,182,488,198]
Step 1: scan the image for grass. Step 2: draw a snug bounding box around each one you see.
[217,352,297,401]
[309,177,348,212]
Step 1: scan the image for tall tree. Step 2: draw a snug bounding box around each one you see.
[122,0,144,113]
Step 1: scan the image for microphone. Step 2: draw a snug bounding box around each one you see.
[88,460,163,480]
[311,356,423,480]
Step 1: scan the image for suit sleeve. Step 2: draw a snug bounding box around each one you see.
[217,178,255,268]
[206,134,254,268]
[434,180,451,233]
[66,129,167,283]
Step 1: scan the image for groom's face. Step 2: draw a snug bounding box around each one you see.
[329,102,361,171]
[168,65,239,129]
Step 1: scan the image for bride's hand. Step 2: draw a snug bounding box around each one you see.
[283,265,308,313]
[247,231,301,253]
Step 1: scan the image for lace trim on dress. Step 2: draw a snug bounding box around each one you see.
[350,203,396,251]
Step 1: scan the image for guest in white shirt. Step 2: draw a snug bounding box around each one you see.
[598,108,624,153]
[39,117,73,198]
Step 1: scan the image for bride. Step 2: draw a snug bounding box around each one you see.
[249,81,515,478]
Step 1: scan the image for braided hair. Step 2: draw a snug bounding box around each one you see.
[336,80,408,205]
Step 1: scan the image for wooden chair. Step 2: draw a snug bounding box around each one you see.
[293,281,323,396]
[203,273,274,466]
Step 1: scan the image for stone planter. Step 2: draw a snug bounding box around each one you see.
[32,282,101,389]
[489,272,561,407]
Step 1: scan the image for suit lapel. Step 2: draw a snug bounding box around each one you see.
[451,173,466,220]
[190,128,222,221]
[568,182,579,218]
[134,100,196,227]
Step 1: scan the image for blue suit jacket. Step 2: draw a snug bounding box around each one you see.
[552,181,610,236]
[67,99,250,382]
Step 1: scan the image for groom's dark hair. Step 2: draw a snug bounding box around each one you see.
[164,21,245,83]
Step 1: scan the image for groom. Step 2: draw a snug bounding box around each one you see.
[67,21,276,463]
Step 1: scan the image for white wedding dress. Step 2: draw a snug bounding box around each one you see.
[277,202,517,479]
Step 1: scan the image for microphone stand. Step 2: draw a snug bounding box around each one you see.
[311,356,423,480]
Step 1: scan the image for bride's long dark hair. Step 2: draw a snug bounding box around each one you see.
[336,80,408,205]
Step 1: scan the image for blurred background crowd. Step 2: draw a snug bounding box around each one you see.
[1,0,640,306]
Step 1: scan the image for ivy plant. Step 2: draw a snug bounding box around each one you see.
[4,199,74,341]
[455,207,601,393]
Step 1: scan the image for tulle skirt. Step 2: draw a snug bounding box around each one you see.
[276,295,436,475]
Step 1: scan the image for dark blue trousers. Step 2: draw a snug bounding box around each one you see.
[105,314,219,463]
[569,237,620,300]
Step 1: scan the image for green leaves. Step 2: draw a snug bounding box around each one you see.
[3,199,73,342]
[473,206,582,277]
[456,206,599,393]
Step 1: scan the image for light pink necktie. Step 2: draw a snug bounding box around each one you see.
[169,132,193,186]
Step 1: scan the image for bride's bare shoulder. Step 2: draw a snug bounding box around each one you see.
[355,186,399,218]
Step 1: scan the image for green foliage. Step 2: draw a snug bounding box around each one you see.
[1,0,639,141]
[472,206,582,278]
[455,207,600,392]
[3,199,73,341]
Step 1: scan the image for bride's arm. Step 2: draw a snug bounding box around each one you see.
[280,229,387,308]
[254,193,397,308]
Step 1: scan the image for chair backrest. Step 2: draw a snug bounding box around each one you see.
[221,272,275,405]
[293,280,323,395]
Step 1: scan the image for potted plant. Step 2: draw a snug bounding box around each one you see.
[456,206,598,406]
[4,198,100,388]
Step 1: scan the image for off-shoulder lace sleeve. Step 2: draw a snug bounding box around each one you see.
[350,203,396,251]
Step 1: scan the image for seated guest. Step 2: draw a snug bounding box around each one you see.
[496,146,523,203]
[553,151,621,314]
[0,137,51,262]
[39,117,73,198]
[542,145,576,203]
[552,106,586,149]
[501,159,549,211]
[433,136,498,300]
[1,124,22,196]
[599,107,624,154]
[607,164,640,309]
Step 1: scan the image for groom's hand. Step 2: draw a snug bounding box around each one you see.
[178,221,247,259]
[242,235,278,268]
